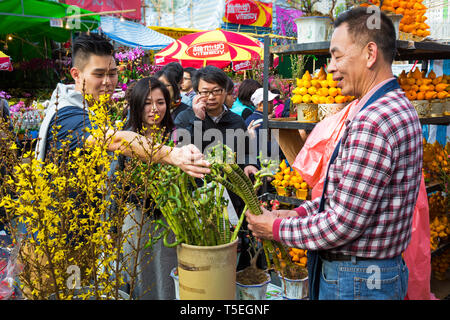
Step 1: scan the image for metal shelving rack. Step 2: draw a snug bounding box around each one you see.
[261,36,450,207]
[261,36,450,131]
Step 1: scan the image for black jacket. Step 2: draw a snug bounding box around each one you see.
[174,106,256,167]
[174,106,258,216]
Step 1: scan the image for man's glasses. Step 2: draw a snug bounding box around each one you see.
[198,88,224,97]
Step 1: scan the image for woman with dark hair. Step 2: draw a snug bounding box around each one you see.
[126,76,174,138]
[230,79,262,120]
[155,68,190,122]
[119,77,178,300]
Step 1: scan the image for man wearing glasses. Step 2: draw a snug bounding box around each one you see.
[175,65,257,177]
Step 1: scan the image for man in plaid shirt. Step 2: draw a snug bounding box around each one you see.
[246,7,422,300]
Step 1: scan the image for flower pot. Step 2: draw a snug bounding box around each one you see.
[177,239,238,300]
[170,267,180,300]
[278,274,308,300]
[295,16,333,43]
[297,103,319,122]
[444,98,450,116]
[430,99,444,117]
[411,99,431,118]
[318,103,348,121]
[236,270,271,300]
[295,189,308,200]
[387,14,403,39]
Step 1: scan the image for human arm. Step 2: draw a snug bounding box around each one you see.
[245,206,301,240]
[271,120,393,250]
[86,129,210,178]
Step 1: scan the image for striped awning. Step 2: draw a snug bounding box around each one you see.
[100,16,175,50]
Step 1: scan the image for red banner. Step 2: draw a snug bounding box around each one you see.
[223,0,272,28]
[65,0,141,21]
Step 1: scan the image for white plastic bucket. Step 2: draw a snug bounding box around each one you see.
[278,274,308,300]
[170,267,179,300]
[295,16,332,43]
[236,271,271,300]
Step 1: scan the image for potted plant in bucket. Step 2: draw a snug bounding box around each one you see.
[147,144,291,300]
[236,233,271,300]
[276,247,309,300]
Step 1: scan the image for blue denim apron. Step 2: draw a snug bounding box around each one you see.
[307,78,401,300]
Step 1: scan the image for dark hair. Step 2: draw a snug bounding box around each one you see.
[127,77,174,136]
[226,77,235,94]
[162,62,183,84]
[72,33,114,70]
[183,67,197,79]
[155,68,182,103]
[334,7,396,64]
[237,79,262,107]
[192,66,228,92]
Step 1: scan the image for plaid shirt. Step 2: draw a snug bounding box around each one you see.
[273,87,423,259]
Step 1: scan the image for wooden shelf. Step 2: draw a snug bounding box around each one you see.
[267,119,317,131]
[265,115,450,131]
[420,116,450,126]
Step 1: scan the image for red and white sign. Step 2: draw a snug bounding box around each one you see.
[224,0,272,28]
[232,60,252,71]
[65,0,141,21]
[225,0,259,25]
[185,42,230,59]
[0,58,12,72]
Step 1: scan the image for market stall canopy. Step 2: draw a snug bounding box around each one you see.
[0,51,13,71]
[154,29,263,71]
[100,16,175,51]
[148,26,204,40]
[0,0,100,42]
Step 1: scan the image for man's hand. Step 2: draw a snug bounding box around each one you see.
[192,95,207,120]
[169,144,210,178]
[247,119,261,140]
[245,206,278,240]
[244,165,259,178]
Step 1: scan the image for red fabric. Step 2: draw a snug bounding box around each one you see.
[403,175,432,300]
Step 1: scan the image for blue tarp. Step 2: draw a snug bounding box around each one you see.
[100,16,174,50]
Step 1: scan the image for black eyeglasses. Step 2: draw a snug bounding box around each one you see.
[198,88,224,97]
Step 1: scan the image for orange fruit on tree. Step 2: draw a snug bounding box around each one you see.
[436,83,448,92]
[425,91,437,100]
[302,94,312,103]
[308,86,318,95]
[311,95,320,104]
[298,87,308,96]
[437,91,448,99]
[335,95,347,104]
[329,87,338,97]
[416,91,425,100]
[318,87,329,97]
